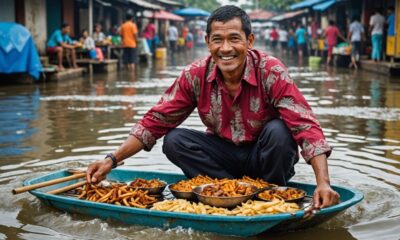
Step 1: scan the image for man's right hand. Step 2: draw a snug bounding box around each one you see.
[86,158,113,183]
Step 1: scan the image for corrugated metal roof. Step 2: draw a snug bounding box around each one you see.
[157,0,183,6]
[127,0,164,10]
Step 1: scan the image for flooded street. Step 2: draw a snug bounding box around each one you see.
[1,45,399,240]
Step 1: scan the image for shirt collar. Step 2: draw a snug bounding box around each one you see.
[206,50,258,87]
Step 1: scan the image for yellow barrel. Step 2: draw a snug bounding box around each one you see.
[156,48,167,59]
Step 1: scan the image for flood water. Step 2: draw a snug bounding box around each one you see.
[0,45,399,240]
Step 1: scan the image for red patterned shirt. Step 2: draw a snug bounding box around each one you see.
[130,49,331,162]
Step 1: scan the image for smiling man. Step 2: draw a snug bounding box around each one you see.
[86,6,339,209]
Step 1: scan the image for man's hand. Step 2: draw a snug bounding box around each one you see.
[86,159,113,183]
[313,182,340,209]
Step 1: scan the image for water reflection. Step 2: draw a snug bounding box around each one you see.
[0,47,399,239]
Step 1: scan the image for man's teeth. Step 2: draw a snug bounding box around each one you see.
[220,56,234,60]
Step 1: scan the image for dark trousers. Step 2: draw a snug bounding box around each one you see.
[162,119,299,185]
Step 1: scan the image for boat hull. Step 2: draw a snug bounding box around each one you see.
[25,169,363,236]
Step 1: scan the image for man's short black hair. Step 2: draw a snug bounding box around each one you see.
[61,22,69,29]
[126,13,133,21]
[206,5,252,38]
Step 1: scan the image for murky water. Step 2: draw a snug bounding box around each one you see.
[1,45,399,240]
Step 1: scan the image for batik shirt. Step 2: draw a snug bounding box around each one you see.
[130,49,331,162]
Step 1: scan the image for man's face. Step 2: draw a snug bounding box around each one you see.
[206,18,254,78]
[62,26,71,35]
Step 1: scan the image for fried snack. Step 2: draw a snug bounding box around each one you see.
[230,199,300,216]
[258,188,305,201]
[171,175,275,192]
[170,175,217,192]
[151,199,300,216]
[130,178,165,188]
[239,176,277,188]
[78,183,158,208]
[200,180,255,197]
[151,199,231,215]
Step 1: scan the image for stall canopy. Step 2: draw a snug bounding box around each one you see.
[127,0,164,10]
[270,9,307,22]
[248,9,275,21]
[313,0,336,11]
[156,0,184,7]
[174,7,210,17]
[290,0,324,10]
[152,10,184,21]
[0,23,42,79]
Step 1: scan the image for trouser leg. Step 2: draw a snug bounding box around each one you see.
[162,128,250,179]
[246,119,299,186]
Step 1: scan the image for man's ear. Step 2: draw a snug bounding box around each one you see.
[247,33,255,48]
[205,35,209,44]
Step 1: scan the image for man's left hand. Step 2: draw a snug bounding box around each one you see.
[313,182,340,209]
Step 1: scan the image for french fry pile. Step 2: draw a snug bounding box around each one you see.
[130,178,165,188]
[78,183,158,208]
[151,199,300,216]
[201,180,255,197]
[230,200,300,216]
[170,175,275,192]
[258,188,305,201]
[240,176,277,188]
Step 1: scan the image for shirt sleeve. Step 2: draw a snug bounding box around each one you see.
[129,69,197,150]
[264,59,331,162]
[55,31,63,44]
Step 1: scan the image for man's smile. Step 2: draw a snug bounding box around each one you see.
[219,55,237,61]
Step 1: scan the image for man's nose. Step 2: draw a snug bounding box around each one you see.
[220,40,233,51]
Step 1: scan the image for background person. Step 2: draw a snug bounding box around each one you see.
[120,13,138,71]
[323,20,346,65]
[369,9,385,61]
[348,16,364,69]
[46,23,78,70]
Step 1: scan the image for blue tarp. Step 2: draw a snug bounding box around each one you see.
[313,0,336,11]
[290,0,325,10]
[0,23,42,79]
[174,7,210,17]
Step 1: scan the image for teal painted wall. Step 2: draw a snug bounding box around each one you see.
[47,0,62,38]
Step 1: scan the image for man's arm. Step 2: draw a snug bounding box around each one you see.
[309,154,340,208]
[86,135,144,183]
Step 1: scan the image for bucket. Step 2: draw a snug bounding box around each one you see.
[155,48,167,59]
[309,56,321,68]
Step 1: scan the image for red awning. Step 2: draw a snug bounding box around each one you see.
[152,10,184,21]
[248,9,275,21]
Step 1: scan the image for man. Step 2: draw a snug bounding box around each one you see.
[295,23,307,57]
[86,6,339,210]
[46,23,78,71]
[120,14,138,71]
[323,20,346,65]
[168,23,178,54]
[369,9,385,61]
[348,16,364,69]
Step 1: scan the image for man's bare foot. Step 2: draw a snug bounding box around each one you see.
[73,65,79,69]
[58,65,65,71]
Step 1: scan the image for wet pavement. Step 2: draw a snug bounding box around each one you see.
[0,45,399,240]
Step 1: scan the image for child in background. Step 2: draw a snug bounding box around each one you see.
[81,29,104,61]
[287,29,296,55]
[186,32,194,49]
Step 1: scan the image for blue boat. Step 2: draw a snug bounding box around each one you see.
[24,169,363,236]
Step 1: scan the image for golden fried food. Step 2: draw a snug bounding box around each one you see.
[170,175,274,192]
[240,176,277,188]
[78,183,158,208]
[258,187,305,201]
[130,178,165,188]
[200,180,255,197]
[170,175,217,192]
[151,199,300,216]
